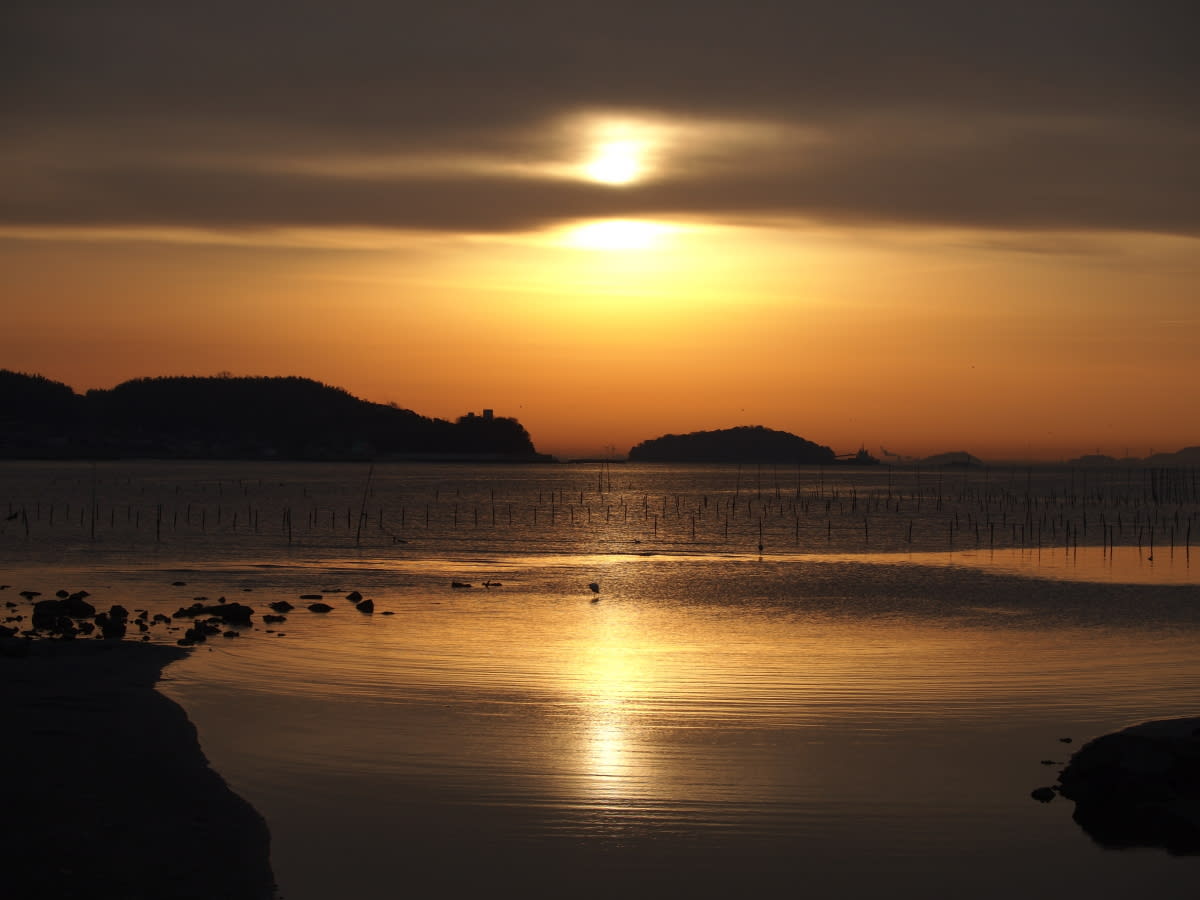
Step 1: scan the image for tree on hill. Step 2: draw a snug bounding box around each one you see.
[0,369,81,425]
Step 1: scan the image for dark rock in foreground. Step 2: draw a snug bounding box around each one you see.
[1057,717,1200,855]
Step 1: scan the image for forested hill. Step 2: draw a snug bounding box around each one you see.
[0,371,548,461]
[628,426,837,464]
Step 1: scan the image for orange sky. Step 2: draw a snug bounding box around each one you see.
[3,3,1198,461]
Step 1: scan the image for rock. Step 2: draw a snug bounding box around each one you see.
[355,599,374,614]
[262,614,286,624]
[381,611,395,616]
[32,599,66,630]
[345,591,363,602]
[108,605,130,621]
[1030,787,1056,803]
[55,589,70,598]
[299,594,323,600]
[222,631,239,639]
[31,598,97,632]
[307,603,333,613]
[19,590,41,599]
[100,618,126,640]
[172,602,254,624]
[171,580,187,586]
[1056,717,1200,855]
[268,601,294,613]
[451,582,472,589]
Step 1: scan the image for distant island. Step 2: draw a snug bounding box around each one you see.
[918,451,983,468]
[0,370,551,461]
[628,426,869,465]
[1066,448,1200,466]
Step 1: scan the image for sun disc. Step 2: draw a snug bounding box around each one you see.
[584,141,642,185]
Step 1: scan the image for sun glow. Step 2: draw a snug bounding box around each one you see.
[561,219,671,251]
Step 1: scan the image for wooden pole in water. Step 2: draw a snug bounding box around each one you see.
[355,465,374,547]
[89,462,97,541]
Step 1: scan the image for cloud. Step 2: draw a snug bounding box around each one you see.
[4,1,1198,238]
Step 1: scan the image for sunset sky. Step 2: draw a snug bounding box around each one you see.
[4,1,1197,460]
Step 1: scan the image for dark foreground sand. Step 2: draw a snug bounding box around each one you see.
[2,639,275,900]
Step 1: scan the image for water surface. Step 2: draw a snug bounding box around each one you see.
[3,461,1198,897]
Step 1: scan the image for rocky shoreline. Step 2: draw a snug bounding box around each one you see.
[1,639,276,899]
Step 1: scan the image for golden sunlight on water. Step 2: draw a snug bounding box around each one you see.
[168,571,1198,811]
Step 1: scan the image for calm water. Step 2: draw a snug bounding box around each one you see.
[3,461,1199,898]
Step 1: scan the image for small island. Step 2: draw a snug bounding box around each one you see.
[628,425,848,464]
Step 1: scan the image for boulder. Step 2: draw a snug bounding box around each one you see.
[31,599,66,630]
[1056,717,1200,855]
[99,617,126,640]
[268,601,294,613]
[345,591,363,602]
[355,599,374,614]
[307,603,333,613]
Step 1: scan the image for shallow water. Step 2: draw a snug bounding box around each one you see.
[3,461,1198,898]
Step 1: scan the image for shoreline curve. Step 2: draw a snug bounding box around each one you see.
[2,639,276,899]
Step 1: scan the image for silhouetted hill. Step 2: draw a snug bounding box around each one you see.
[628,426,836,464]
[1146,446,1200,465]
[920,451,983,468]
[0,370,82,432]
[0,371,548,460]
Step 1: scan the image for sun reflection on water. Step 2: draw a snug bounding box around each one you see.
[574,613,651,803]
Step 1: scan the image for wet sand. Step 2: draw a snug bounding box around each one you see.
[1,639,275,899]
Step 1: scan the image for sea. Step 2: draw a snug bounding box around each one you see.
[2,460,1198,898]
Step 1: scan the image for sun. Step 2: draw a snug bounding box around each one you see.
[584,141,643,185]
